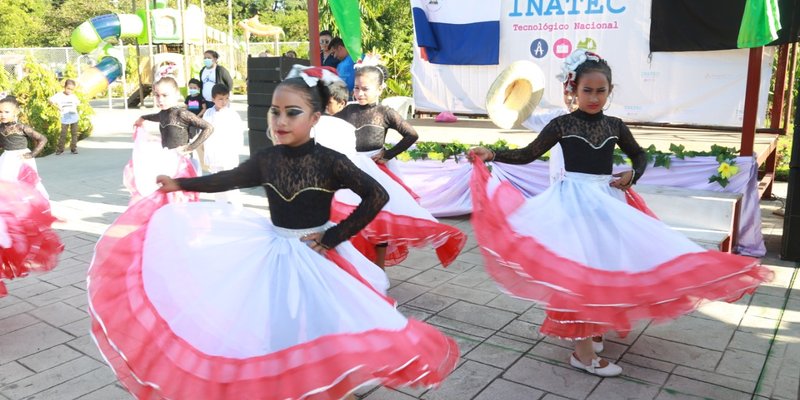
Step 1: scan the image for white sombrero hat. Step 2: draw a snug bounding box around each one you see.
[486,61,546,129]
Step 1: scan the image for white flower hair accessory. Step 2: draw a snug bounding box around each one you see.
[354,53,386,80]
[355,53,383,69]
[0,92,6,101]
[285,65,342,87]
[555,49,602,92]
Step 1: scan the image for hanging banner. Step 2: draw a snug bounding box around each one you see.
[411,0,774,127]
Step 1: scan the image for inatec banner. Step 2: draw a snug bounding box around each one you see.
[410,0,774,127]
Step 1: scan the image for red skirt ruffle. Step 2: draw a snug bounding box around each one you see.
[88,194,459,399]
[0,181,63,297]
[17,164,41,187]
[330,202,467,267]
[469,159,772,337]
[377,163,421,201]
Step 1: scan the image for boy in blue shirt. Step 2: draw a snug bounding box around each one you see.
[329,38,355,95]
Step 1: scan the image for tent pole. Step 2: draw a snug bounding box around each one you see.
[308,0,320,66]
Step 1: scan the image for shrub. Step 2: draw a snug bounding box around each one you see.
[0,65,14,92]
[12,57,94,155]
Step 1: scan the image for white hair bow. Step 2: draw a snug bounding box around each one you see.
[285,65,342,87]
[556,49,601,91]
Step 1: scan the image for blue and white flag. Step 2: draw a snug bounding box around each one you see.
[411,0,500,65]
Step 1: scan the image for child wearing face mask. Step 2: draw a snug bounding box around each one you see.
[185,79,207,118]
[184,78,207,144]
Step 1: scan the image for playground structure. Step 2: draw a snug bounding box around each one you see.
[70,1,212,104]
[238,16,284,57]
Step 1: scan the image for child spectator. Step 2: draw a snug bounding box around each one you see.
[185,78,207,146]
[48,79,80,155]
[202,83,244,208]
[185,78,207,119]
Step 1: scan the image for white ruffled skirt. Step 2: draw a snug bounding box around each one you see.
[0,149,49,199]
[469,159,771,339]
[88,196,459,399]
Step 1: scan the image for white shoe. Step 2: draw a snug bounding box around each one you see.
[592,338,604,353]
[569,353,622,377]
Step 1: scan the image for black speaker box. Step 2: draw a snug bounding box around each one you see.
[248,129,272,157]
[248,105,269,131]
[781,129,800,260]
[247,56,310,82]
[781,92,800,260]
[247,81,279,107]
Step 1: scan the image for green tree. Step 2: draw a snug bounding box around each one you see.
[41,0,125,47]
[0,0,48,47]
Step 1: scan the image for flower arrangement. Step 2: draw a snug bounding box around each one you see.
[393,140,741,187]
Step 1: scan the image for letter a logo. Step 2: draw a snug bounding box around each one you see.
[530,39,548,58]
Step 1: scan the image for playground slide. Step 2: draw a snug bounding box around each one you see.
[71,5,205,99]
[71,14,144,98]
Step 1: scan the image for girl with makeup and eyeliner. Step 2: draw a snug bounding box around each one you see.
[469,50,771,377]
[88,66,458,400]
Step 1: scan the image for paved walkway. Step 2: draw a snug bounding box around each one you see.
[0,103,798,400]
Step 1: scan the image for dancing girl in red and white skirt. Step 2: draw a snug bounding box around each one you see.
[125,77,213,204]
[88,68,458,399]
[469,50,772,377]
[332,61,465,269]
[0,96,63,297]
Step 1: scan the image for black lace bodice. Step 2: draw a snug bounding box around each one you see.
[334,103,418,159]
[0,122,46,155]
[493,110,647,183]
[141,107,212,151]
[176,139,389,248]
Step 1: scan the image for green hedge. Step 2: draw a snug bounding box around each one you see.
[6,57,94,156]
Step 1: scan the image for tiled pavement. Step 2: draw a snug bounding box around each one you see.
[0,104,798,400]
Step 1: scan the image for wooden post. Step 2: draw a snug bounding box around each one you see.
[201,0,206,51]
[784,42,798,133]
[135,0,145,107]
[308,0,320,66]
[770,44,789,131]
[227,0,234,68]
[179,0,189,88]
[146,0,156,87]
[740,47,762,157]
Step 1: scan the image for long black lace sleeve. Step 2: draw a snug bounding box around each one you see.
[382,108,419,160]
[616,121,647,183]
[320,156,389,248]
[493,120,562,165]
[178,109,214,152]
[21,124,47,157]
[141,112,160,122]
[176,156,261,192]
